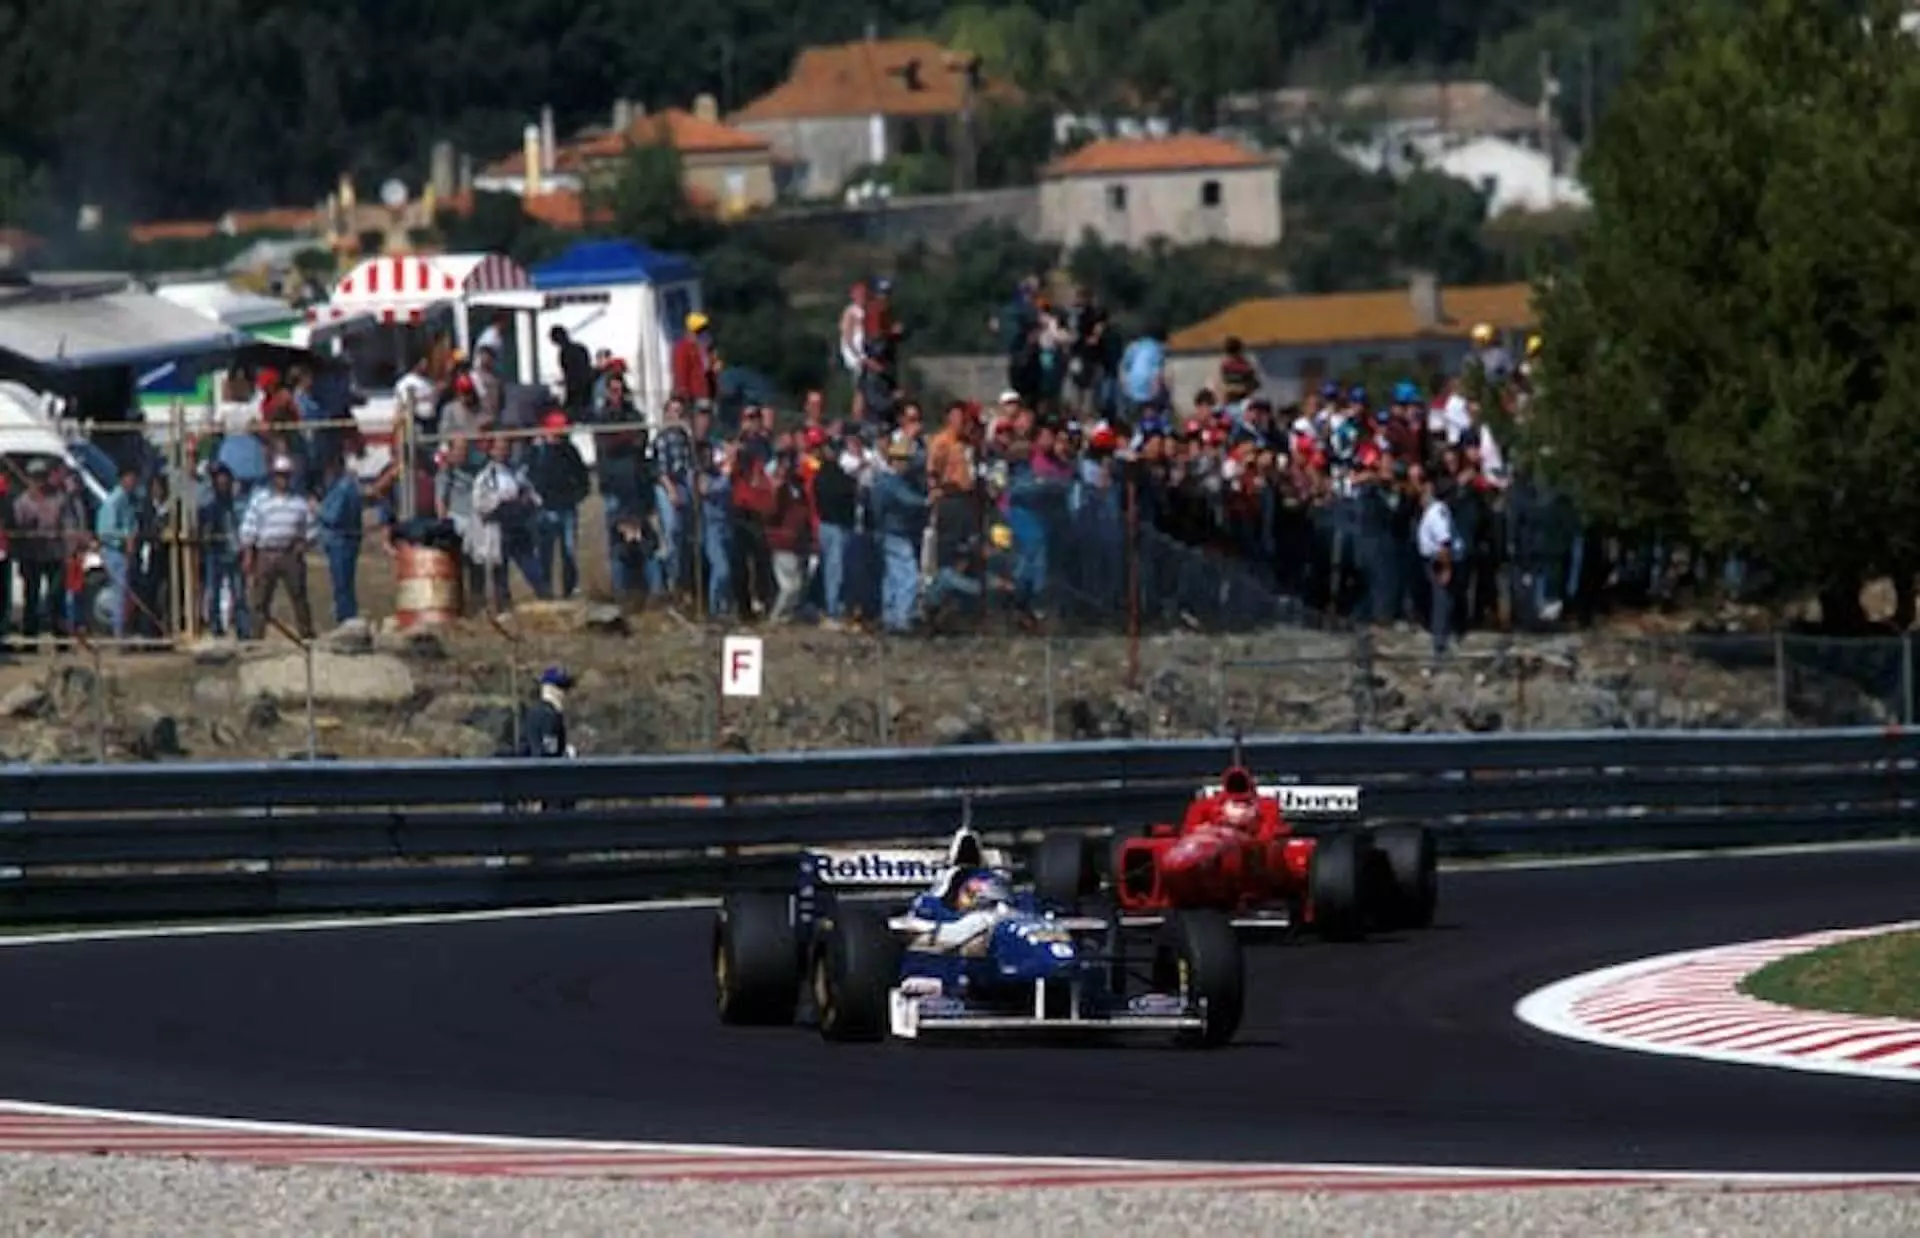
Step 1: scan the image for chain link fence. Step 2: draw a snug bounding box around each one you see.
[5,625,1914,765]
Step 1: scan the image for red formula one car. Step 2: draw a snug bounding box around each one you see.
[1031,752,1436,941]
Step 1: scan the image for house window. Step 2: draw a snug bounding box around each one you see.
[1106,183,1127,211]
[1200,179,1222,208]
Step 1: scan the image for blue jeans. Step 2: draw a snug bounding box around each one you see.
[817,522,852,619]
[880,533,920,632]
[702,518,733,616]
[536,508,580,598]
[604,493,632,597]
[652,486,684,596]
[102,547,130,639]
[326,539,360,625]
[202,553,249,636]
[1427,559,1452,656]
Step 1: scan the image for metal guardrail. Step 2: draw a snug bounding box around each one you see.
[1,729,1915,924]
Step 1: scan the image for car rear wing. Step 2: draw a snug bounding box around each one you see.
[801,845,1011,889]
[1195,784,1362,815]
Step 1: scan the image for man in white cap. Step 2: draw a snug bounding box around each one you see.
[238,454,315,639]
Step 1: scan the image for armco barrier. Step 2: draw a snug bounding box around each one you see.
[1,729,1915,924]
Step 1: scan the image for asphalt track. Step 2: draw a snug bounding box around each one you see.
[0,848,1915,1173]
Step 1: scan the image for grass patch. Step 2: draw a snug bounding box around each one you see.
[1739,930,1920,1019]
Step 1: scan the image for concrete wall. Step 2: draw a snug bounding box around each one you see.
[734,116,877,200]
[1040,165,1282,250]
[679,152,778,216]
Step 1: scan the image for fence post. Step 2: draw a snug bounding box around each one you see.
[1903,634,1914,728]
[267,616,318,760]
[1043,634,1056,742]
[490,613,523,756]
[1773,630,1788,722]
[877,632,891,747]
[76,633,107,763]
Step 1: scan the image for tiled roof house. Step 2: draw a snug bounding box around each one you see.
[730,37,1015,200]
[1040,134,1282,249]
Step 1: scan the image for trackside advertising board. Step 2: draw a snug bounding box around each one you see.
[805,846,1009,885]
[1196,784,1362,815]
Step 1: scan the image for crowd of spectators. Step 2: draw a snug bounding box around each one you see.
[0,275,1590,661]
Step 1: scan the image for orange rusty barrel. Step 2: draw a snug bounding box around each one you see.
[393,542,460,629]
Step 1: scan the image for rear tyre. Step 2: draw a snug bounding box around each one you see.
[1154,909,1244,1048]
[1034,831,1097,910]
[1309,829,1367,942]
[1370,824,1437,931]
[814,910,900,1042]
[714,892,799,1026]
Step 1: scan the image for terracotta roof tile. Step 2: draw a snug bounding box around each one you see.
[572,109,771,160]
[1169,283,1536,352]
[1044,134,1272,178]
[731,38,1015,122]
[226,207,320,234]
[128,220,223,244]
[483,108,771,180]
[521,190,612,231]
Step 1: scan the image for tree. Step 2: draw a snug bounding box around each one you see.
[1528,0,1920,629]
[599,144,720,254]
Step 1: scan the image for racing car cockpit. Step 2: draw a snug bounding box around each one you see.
[947,870,1014,912]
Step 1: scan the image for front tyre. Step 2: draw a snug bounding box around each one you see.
[815,910,900,1042]
[714,892,799,1026]
[1034,831,1098,911]
[1155,909,1244,1048]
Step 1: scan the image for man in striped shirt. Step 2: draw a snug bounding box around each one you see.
[240,455,315,639]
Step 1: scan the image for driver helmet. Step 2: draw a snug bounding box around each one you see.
[953,870,1012,912]
[1218,767,1259,828]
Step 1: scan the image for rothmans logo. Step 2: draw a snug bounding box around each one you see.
[1198,783,1362,815]
[809,850,946,884]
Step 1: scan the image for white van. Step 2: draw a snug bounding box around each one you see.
[2,382,114,626]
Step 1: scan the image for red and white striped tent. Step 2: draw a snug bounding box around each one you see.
[308,252,531,326]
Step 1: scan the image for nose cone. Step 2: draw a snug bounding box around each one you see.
[1160,829,1242,907]
[991,919,1077,981]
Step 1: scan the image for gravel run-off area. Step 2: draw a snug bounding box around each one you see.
[3,1156,1918,1237]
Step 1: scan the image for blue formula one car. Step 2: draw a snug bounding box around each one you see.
[713,825,1245,1047]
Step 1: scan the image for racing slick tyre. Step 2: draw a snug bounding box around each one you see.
[715,892,800,1026]
[1369,824,1438,931]
[1307,829,1367,942]
[814,910,900,1043]
[1034,831,1100,910]
[1154,910,1244,1048]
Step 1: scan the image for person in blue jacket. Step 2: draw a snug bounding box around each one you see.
[869,439,929,633]
[522,666,575,759]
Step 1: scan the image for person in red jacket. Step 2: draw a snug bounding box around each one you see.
[764,450,816,623]
[727,443,776,619]
[671,312,719,404]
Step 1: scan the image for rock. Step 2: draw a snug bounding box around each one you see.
[188,638,239,667]
[48,665,99,717]
[581,604,628,635]
[125,706,183,760]
[238,651,417,708]
[192,677,240,710]
[375,628,447,661]
[932,712,996,746]
[0,681,50,720]
[244,696,281,732]
[320,618,374,655]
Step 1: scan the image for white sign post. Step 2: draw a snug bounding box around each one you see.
[721,635,764,698]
